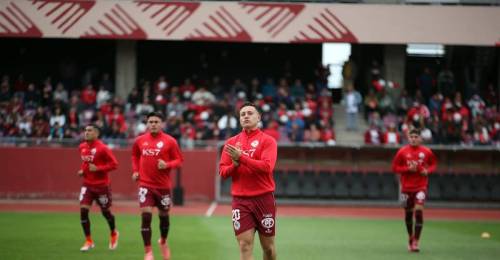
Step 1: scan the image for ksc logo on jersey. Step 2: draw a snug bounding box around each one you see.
[91,148,97,155]
[251,140,259,148]
[418,152,425,159]
[157,141,164,148]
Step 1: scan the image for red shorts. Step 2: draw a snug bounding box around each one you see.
[138,186,171,211]
[400,190,427,209]
[231,192,276,237]
[79,185,112,209]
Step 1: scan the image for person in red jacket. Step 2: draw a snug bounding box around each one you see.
[219,102,278,260]
[392,128,437,253]
[132,111,183,260]
[77,124,119,252]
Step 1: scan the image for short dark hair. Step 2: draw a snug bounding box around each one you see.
[86,123,101,133]
[146,111,164,121]
[409,128,421,136]
[239,102,260,114]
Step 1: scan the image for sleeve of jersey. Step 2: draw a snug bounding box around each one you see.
[97,146,118,172]
[79,145,87,171]
[132,140,141,172]
[167,139,183,169]
[392,149,409,174]
[238,137,277,175]
[425,150,438,174]
[219,141,237,179]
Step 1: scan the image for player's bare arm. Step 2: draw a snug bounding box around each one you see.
[77,169,83,176]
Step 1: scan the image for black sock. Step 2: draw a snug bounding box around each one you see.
[141,212,152,246]
[405,210,413,239]
[415,210,423,240]
[80,208,91,238]
[101,209,116,233]
[159,215,170,240]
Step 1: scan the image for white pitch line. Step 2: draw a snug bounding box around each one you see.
[205,201,218,217]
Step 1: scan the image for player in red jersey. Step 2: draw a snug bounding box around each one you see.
[392,128,437,253]
[132,112,183,260]
[219,102,278,260]
[77,124,119,252]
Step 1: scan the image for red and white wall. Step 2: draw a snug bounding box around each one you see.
[0,0,498,45]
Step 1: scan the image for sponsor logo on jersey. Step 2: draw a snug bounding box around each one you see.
[142,148,161,156]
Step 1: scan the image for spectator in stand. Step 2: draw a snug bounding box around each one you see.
[437,65,455,98]
[99,73,113,91]
[97,85,112,108]
[364,123,383,145]
[320,122,336,146]
[262,78,277,102]
[304,123,321,142]
[192,86,215,107]
[127,88,141,111]
[343,84,362,131]
[290,79,306,103]
[179,78,196,101]
[208,75,225,100]
[81,84,97,109]
[53,82,69,103]
[18,115,33,137]
[154,75,168,95]
[49,107,66,130]
[217,111,238,140]
[416,67,435,105]
[383,123,401,146]
[48,121,64,140]
[136,97,154,117]
[231,78,248,97]
[263,120,280,141]
[364,89,379,120]
[107,106,126,135]
[24,83,40,109]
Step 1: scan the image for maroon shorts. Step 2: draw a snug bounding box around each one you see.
[400,190,427,209]
[79,185,112,209]
[231,192,276,237]
[138,186,171,211]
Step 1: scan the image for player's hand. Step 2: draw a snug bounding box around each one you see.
[420,168,428,176]
[132,172,139,181]
[89,163,98,172]
[225,144,242,161]
[158,159,168,170]
[231,159,239,167]
[77,170,84,177]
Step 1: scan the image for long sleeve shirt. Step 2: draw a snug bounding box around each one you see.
[79,140,118,187]
[219,129,278,197]
[132,132,183,189]
[392,145,437,192]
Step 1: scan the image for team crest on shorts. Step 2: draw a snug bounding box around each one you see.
[98,195,109,205]
[251,140,259,148]
[416,191,426,200]
[157,141,164,148]
[233,220,241,230]
[261,217,274,229]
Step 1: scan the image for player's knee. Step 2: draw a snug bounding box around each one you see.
[262,242,276,256]
[415,205,424,210]
[238,239,253,252]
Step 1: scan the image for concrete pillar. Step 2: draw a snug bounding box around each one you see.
[384,45,406,89]
[115,40,137,99]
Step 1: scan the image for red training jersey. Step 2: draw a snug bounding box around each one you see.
[392,145,437,192]
[79,140,118,187]
[132,132,183,189]
[219,129,278,197]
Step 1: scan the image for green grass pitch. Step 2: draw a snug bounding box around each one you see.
[1,212,499,259]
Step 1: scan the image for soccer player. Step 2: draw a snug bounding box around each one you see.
[132,112,183,260]
[392,128,437,252]
[219,102,278,260]
[77,124,119,252]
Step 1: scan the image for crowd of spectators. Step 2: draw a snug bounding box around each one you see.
[361,65,499,146]
[0,69,337,148]
[1,63,498,148]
